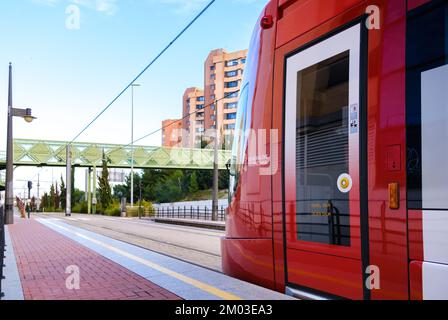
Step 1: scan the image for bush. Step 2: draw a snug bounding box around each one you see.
[104,205,121,217]
[126,206,139,217]
[72,202,88,214]
[126,201,154,217]
[142,200,155,217]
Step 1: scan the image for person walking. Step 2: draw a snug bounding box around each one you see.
[26,202,31,219]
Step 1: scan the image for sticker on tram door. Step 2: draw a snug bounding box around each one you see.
[337,174,353,193]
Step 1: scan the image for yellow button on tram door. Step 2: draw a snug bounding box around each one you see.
[340,178,349,190]
[388,182,400,210]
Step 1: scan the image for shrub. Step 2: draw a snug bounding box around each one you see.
[141,200,155,217]
[126,206,139,217]
[104,205,121,217]
[72,202,88,214]
[126,201,154,217]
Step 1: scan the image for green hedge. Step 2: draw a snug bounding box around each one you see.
[126,201,154,217]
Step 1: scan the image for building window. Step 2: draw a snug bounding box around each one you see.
[241,58,246,64]
[210,65,215,71]
[227,90,239,98]
[225,102,238,109]
[210,74,216,80]
[226,59,239,67]
[210,84,216,91]
[225,70,238,77]
[226,124,236,130]
[226,113,237,120]
[211,115,216,121]
[210,104,215,110]
[225,81,239,88]
[197,96,205,102]
[210,94,216,100]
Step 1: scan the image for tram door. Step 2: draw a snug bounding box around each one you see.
[283,23,368,299]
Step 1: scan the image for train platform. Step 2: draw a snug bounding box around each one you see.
[2,216,294,301]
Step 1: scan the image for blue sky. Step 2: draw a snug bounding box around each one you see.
[0,0,269,196]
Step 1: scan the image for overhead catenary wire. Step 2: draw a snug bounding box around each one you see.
[108,90,238,156]
[69,0,217,144]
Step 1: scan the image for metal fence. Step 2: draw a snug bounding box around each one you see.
[153,206,226,222]
[0,205,5,299]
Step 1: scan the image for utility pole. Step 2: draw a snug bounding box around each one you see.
[37,174,40,199]
[4,63,36,224]
[138,180,142,220]
[211,101,219,221]
[37,174,41,211]
[65,145,72,216]
[130,83,140,207]
[5,63,14,225]
[92,165,97,214]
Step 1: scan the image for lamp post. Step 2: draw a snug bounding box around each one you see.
[5,63,37,225]
[138,179,142,220]
[130,83,140,207]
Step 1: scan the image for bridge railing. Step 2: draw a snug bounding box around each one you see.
[151,206,226,222]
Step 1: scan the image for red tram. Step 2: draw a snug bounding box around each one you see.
[222,0,448,300]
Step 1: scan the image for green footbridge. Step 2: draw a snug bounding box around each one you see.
[0,139,232,191]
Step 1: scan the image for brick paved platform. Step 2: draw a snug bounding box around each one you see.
[8,218,181,300]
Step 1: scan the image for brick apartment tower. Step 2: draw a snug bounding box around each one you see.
[204,49,248,148]
[161,119,183,147]
[162,49,248,149]
[182,87,205,148]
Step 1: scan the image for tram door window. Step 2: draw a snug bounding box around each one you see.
[294,51,350,246]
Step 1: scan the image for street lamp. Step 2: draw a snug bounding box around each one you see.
[5,63,37,225]
[130,83,140,207]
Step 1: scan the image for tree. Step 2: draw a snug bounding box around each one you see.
[98,151,112,210]
[154,171,184,203]
[60,175,66,210]
[141,169,170,201]
[113,184,128,200]
[49,184,56,210]
[197,169,213,190]
[188,171,199,194]
[219,169,230,190]
[30,197,37,212]
[41,192,50,211]
[54,182,60,209]
[72,189,85,204]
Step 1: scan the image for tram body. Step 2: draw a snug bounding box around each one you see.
[222,0,448,300]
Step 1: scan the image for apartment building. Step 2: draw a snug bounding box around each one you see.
[162,48,247,149]
[182,87,205,148]
[204,49,247,148]
[161,119,182,147]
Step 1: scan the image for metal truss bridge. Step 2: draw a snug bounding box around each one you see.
[0,139,231,190]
